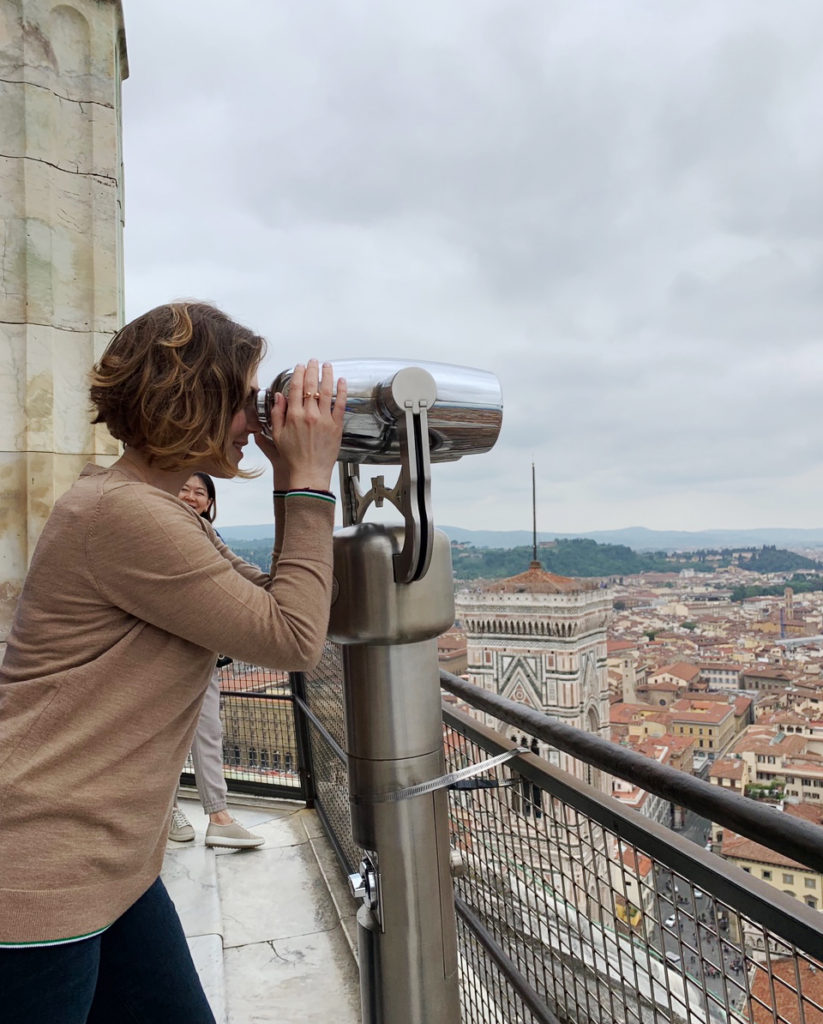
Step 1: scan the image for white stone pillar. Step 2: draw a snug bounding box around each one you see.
[0,0,127,640]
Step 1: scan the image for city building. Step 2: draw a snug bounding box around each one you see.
[666,697,737,758]
[730,726,823,803]
[741,666,797,693]
[455,562,612,788]
[699,662,744,690]
[611,742,674,827]
[646,661,702,696]
[721,805,823,912]
[709,756,748,796]
[437,627,468,676]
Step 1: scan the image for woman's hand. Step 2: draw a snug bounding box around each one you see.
[266,360,346,491]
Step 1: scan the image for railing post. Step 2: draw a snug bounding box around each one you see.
[329,524,462,1024]
[290,671,315,807]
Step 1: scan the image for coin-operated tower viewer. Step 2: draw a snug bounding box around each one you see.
[259,359,503,1024]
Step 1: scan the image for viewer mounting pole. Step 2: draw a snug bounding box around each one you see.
[320,359,502,1024]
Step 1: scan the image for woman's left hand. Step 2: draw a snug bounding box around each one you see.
[268,360,347,491]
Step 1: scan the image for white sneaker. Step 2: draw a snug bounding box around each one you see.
[168,807,195,842]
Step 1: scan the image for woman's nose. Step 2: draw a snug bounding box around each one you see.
[245,407,261,433]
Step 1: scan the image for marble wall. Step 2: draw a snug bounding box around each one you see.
[0,0,127,640]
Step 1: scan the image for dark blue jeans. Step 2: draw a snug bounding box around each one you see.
[1,877,216,1023]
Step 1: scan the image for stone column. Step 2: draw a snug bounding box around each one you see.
[0,0,127,641]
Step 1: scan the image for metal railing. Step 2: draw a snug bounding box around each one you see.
[200,646,823,1023]
[180,662,304,801]
[440,690,823,1024]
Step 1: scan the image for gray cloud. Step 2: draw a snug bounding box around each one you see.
[121,0,823,534]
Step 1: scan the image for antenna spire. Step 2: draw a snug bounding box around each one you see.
[530,461,540,569]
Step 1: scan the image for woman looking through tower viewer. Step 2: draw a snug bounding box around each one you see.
[0,301,346,1023]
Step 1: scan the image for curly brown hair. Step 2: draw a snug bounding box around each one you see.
[90,302,265,478]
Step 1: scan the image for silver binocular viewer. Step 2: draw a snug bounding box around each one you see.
[250,359,503,583]
[249,358,501,465]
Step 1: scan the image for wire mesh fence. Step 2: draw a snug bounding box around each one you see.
[299,641,360,871]
[444,705,823,1024]
[203,644,823,1024]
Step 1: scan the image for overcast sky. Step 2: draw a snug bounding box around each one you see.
[120,1,823,535]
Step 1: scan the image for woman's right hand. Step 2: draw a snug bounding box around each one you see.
[268,359,346,491]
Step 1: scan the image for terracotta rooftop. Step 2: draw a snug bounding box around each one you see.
[720,828,807,870]
[665,734,695,755]
[742,666,795,681]
[709,758,744,780]
[482,564,595,594]
[695,692,752,716]
[608,639,637,654]
[631,737,672,763]
[731,732,808,756]
[652,662,701,682]
[668,700,733,724]
[620,847,653,878]
[748,956,823,1024]
[734,695,753,715]
[759,712,812,728]
[610,702,666,724]
[610,704,642,725]
[437,632,467,652]
[784,802,823,828]
[783,758,823,772]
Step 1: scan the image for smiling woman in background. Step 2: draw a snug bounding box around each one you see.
[0,301,346,1023]
[171,470,265,850]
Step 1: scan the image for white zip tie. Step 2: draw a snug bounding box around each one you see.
[365,747,529,804]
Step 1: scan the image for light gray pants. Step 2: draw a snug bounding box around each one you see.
[190,668,228,815]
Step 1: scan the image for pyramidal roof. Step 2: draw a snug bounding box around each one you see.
[482,561,595,594]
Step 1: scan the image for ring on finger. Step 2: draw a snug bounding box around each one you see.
[303,391,321,400]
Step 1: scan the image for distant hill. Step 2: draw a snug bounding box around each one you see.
[448,539,822,581]
[439,525,823,553]
[227,533,822,579]
[220,524,275,541]
[219,523,823,553]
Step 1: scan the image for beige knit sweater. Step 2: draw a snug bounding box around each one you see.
[0,462,334,944]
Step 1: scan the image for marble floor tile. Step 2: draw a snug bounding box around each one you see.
[189,933,227,1024]
[217,842,339,948]
[304,831,359,959]
[161,842,223,939]
[224,932,361,1024]
[306,828,355,905]
[166,797,360,1020]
